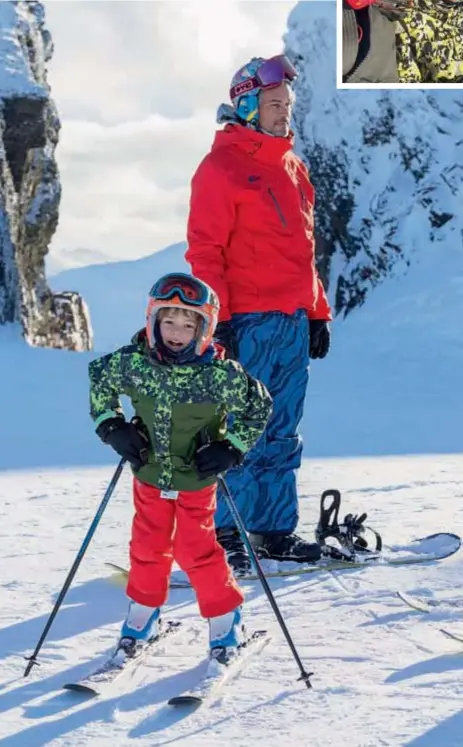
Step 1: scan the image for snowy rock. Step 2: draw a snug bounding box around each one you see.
[285,1,462,316]
[0,1,92,351]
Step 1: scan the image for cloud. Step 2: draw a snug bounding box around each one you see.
[44,0,297,264]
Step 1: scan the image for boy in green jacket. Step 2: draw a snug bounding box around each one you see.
[89,273,272,660]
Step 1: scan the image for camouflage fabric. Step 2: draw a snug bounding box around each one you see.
[394,0,463,82]
[89,334,272,490]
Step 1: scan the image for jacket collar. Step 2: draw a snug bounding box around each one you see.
[211,123,294,164]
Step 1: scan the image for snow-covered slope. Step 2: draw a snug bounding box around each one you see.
[285,1,463,317]
[1,456,463,747]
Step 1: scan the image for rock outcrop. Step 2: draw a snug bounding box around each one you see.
[285,2,462,317]
[0,1,92,350]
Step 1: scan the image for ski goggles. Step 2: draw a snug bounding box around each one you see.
[229,55,297,100]
[149,273,213,307]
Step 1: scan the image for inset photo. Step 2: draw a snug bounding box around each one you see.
[340,0,463,87]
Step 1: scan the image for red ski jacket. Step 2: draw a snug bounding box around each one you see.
[186,124,331,322]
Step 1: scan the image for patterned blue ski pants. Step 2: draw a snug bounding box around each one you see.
[216,310,310,534]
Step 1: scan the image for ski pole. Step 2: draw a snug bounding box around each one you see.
[218,475,313,689]
[23,458,126,677]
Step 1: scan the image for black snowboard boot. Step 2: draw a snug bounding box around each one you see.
[216,527,252,577]
[249,532,322,563]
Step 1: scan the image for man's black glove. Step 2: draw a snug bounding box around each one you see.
[194,440,242,479]
[309,320,331,359]
[214,321,239,359]
[96,417,150,471]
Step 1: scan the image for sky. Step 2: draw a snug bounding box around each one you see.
[44,0,298,268]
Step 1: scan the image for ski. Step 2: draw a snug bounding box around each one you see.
[396,595,463,645]
[397,591,463,614]
[168,629,271,707]
[63,620,182,696]
[106,532,462,589]
[439,628,463,644]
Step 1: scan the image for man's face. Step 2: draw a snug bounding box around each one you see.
[258,83,293,137]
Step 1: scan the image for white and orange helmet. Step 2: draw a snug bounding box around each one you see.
[146,273,220,355]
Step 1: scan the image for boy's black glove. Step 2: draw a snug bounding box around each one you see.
[309,320,331,359]
[214,321,239,359]
[194,439,242,479]
[96,417,150,471]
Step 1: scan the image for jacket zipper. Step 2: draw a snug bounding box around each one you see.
[268,188,287,228]
[299,186,307,209]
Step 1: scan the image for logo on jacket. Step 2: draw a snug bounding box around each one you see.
[248,175,260,182]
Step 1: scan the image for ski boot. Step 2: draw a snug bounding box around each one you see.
[117,601,161,658]
[249,531,322,563]
[208,607,245,664]
[216,527,252,577]
[315,489,382,559]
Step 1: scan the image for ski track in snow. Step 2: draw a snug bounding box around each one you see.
[1,455,463,747]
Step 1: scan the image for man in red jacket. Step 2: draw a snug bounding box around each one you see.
[186,55,332,575]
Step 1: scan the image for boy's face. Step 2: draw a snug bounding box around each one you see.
[159,310,198,351]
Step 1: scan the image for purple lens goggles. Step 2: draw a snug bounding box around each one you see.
[230,55,297,100]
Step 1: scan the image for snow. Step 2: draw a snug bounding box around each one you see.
[1,458,463,746]
[0,2,47,99]
[1,231,463,745]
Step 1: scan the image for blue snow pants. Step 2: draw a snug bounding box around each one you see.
[215,310,310,534]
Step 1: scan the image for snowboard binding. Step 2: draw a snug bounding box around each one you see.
[315,489,382,557]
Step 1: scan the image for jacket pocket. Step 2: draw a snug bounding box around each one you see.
[268,188,287,227]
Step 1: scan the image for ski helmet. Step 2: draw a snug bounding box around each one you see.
[229,54,298,128]
[146,273,220,356]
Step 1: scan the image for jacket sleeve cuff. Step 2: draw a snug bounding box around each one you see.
[94,411,123,429]
[226,432,248,454]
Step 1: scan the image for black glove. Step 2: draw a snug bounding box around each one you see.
[96,417,150,471]
[194,440,242,479]
[214,321,239,359]
[309,320,330,359]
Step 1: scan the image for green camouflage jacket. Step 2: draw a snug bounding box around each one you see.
[89,332,272,491]
[395,0,463,82]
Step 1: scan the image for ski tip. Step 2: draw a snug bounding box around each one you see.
[168,694,203,707]
[63,683,98,697]
[439,627,463,644]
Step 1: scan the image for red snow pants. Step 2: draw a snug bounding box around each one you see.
[126,478,244,618]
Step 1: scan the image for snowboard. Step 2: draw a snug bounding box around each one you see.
[106,532,461,589]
